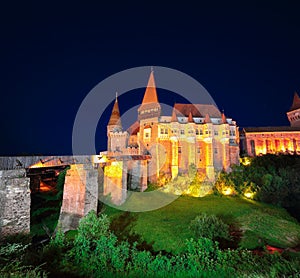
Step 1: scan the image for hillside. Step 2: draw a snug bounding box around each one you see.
[104,195,300,253]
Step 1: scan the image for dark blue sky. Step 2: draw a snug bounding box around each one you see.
[1,1,300,155]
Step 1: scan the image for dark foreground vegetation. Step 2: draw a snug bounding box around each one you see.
[1,210,299,277]
[0,155,299,277]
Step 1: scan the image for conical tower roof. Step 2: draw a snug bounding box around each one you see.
[221,111,227,124]
[138,68,161,120]
[171,107,178,122]
[141,70,158,104]
[289,92,300,111]
[108,94,122,127]
[188,111,194,123]
[204,113,211,123]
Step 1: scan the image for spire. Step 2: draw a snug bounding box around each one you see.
[221,111,227,124]
[290,91,300,111]
[141,69,158,104]
[138,68,161,120]
[108,95,122,127]
[204,113,211,123]
[188,111,193,123]
[171,107,177,122]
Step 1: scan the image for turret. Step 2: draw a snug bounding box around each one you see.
[138,69,161,121]
[287,92,300,127]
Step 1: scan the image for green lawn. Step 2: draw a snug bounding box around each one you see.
[104,194,300,253]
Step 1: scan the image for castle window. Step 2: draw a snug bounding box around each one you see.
[181,130,184,135]
[196,129,199,135]
[205,131,208,134]
[178,146,182,154]
[214,148,218,154]
[160,128,168,134]
[197,147,200,153]
[200,129,203,135]
[214,131,218,136]
[144,127,151,141]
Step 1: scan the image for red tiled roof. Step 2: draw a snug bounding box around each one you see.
[108,98,122,126]
[289,92,300,111]
[127,121,140,135]
[173,103,221,118]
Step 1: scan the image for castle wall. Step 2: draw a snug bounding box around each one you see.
[0,169,30,237]
[245,132,300,156]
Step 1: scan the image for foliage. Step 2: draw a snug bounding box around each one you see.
[190,213,230,240]
[215,154,300,219]
[0,242,47,278]
[0,261,47,278]
[1,210,300,277]
[71,211,130,276]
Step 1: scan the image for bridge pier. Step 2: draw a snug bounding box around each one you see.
[58,164,98,232]
[0,169,30,238]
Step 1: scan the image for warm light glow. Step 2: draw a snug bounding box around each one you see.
[104,161,123,178]
[240,157,251,166]
[29,161,45,168]
[244,192,253,198]
[222,187,233,195]
[97,155,108,163]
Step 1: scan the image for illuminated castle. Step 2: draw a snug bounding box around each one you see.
[241,92,300,156]
[103,69,240,197]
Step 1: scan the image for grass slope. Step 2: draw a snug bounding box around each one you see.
[104,195,300,253]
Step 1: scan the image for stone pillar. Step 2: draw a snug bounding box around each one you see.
[188,137,196,166]
[83,164,99,215]
[58,164,98,232]
[222,139,230,171]
[170,137,178,179]
[103,161,127,206]
[0,169,30,238]
[131,161,140,190]
[121,162,128,204]
[140,160,148,191]
[205,139,214,181]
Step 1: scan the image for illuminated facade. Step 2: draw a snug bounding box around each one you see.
[104,70,240,188]
[241,92,300,156]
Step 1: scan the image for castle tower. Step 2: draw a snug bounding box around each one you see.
[138,69,161,121]
[107,94,128,152]
[287,92,300,127]
[138,69,161,182]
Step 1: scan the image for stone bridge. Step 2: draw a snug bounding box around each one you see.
[0,155,101,237]
[0,154,148,237]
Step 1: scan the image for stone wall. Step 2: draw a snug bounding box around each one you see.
[58,164,98,232]
[0,169,30,237]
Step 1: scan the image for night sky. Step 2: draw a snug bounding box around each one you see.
[1,1,300,155]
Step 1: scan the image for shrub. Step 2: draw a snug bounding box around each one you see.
[190,213,230,240]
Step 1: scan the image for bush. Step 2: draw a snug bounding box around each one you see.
[190,213,230,240]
